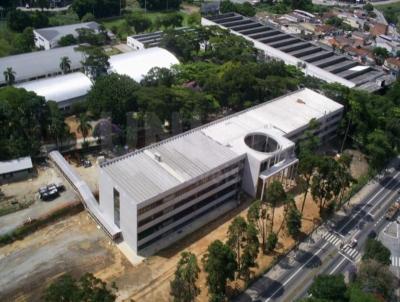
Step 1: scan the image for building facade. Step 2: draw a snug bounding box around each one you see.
[0,157,33,184]
[96,88,343,256]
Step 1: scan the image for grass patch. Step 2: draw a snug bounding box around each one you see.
[375,2,400,25]
[101,10,190,40]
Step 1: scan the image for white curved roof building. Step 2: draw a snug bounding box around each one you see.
[15,72,92,111]
[108,47,180,82]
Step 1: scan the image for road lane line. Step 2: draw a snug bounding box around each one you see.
[262,172,400,302]
[338,251,355,263]
[329,257,347,275]
[264,241,330,302]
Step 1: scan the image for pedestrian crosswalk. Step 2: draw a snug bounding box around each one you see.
[391,256,400,267]
[323,232,360,260]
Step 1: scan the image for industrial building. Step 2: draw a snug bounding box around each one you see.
[108,47,180,82]
[15,72,92,111]
[202,13,386,92]
[0,157,33,184]
[0,45,84,86]
[34,22,100,50]
[127,28,192,50]
[96,88,343,255]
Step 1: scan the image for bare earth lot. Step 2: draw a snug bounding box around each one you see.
[0,150,367,301]
[0,193,320,302]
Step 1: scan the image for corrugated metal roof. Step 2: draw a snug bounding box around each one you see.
[102,131,240,204]
[108,47,180,82]
[35,22,100,42]
[0,45,84,85]
[101,88,343,205]
[0,157,32,175]
[15,72,92,103]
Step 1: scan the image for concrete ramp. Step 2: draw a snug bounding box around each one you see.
[49,150,120,239]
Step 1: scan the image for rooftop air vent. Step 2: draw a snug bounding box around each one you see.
[297,99,306,104]
[154,152,162,162]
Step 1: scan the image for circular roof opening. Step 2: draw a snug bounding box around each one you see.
[244,133,280,153]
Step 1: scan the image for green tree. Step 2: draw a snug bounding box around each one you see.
[247,200,268,253]
[202,240,237,302]
[308,274,347,301]
[265,180,286,233]
[7,9,32,32]
[47,102,71,148]
[170,251,200,302]
[81,12,95,22]
[265,232,278,252]
[155,13,183,29]
[347,284,380,302]
[125,13,152,33]
[286,203,302,238]
[87,73,139,126]
[240,222,259,282]
[3,67,15,85]
[364,3,374,12]
[43,273,116,302]
[362,239,391,265]
[80,46,110,79]
[77,113,92,144]
[227,216,247,277]
[357,260,396,300]
[60,56,71,74]
[366,129,394,169]
[58,34,78,46]
[138,0,182,10]
[12,27,35,54]
[0,87,49,159]
[72,0,123,19]
[373,47,390,65]
[31,11,49,28]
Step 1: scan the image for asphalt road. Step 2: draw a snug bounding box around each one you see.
[234,162,400,302]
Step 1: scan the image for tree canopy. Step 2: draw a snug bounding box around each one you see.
[43,273,116,302]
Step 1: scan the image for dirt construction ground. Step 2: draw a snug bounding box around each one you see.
[0,150,367,302]
[0,191,320,302]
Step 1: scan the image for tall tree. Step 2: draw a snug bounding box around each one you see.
[247,200,268,253]
[80,46,110,80]
[60,56,71,74]
[3,67,15,85]
[202,240,237,302]
[265,180,286,233]
[286,202,302,238]
[240,222,259,282]
[170,251,200,302]
[227,216,247,277]
[77,113,92,144]
[362,239,391,265]
[47,102,71,148]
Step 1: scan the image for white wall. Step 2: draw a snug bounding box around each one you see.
[127,37,145,50]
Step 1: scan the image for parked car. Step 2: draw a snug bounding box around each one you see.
[349,238,358,248]
[81,159,92,168]
[38,184,61,201]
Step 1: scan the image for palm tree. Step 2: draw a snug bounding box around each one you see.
[3,67,16,85]
[59,56,71,74]
[77,113,92,145]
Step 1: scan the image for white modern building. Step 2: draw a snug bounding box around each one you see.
[108,47,180,82]
[34,22,100,50]
[15,72,92,111]
[0,45,84,86]
[0,156,33,184]
[95,88,343,255]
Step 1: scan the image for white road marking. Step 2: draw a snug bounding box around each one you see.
[329,257,347,275]
[263,171,400,301]
[338,251,355,263]
[391,257,400,267]
[264,241,330,302]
